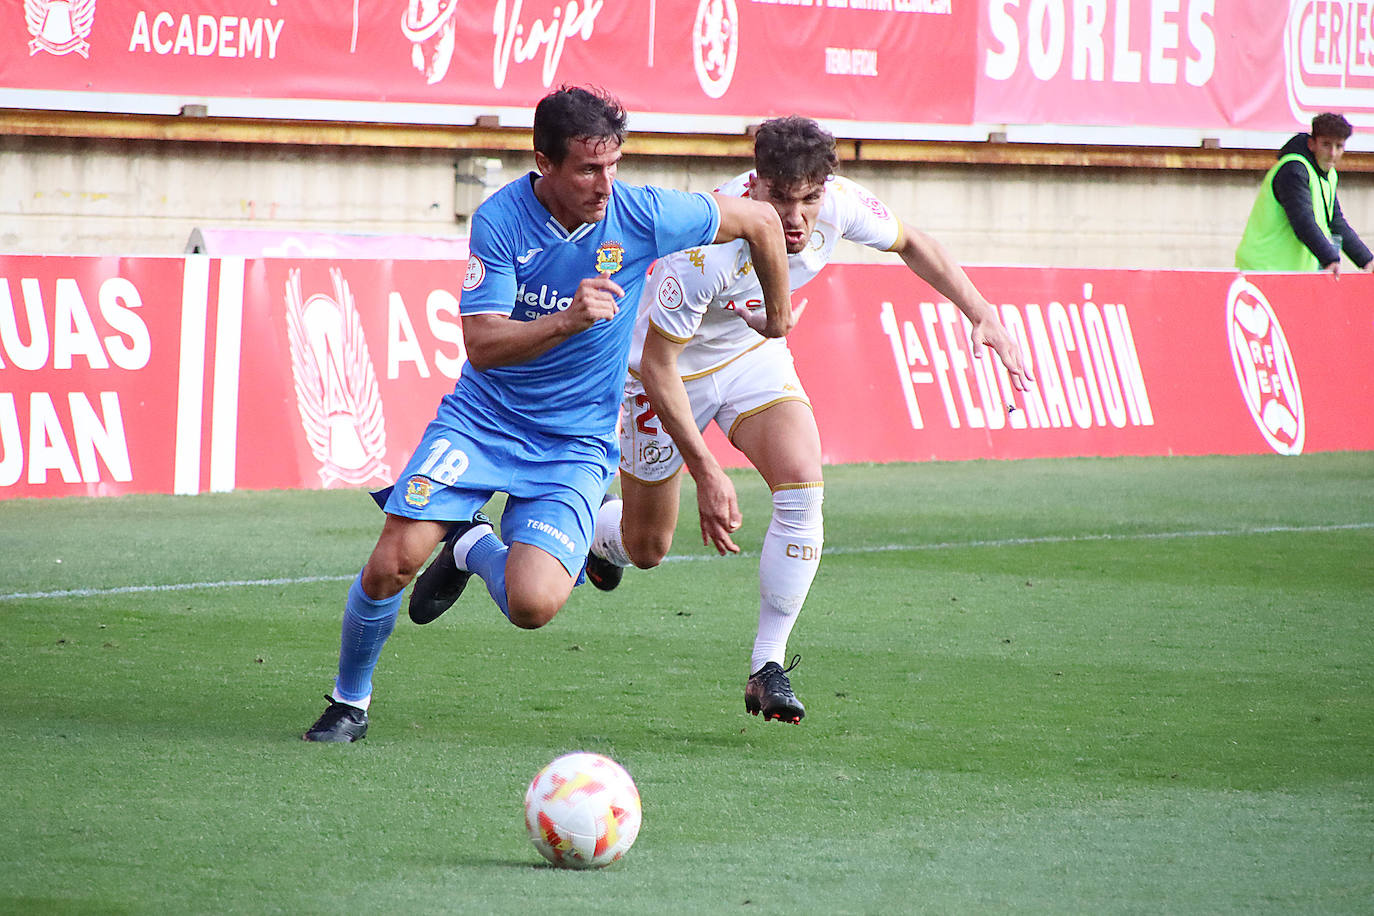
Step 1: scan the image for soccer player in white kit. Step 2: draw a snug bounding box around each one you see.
[587,117,1033,723]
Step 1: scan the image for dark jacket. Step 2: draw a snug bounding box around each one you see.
[1271,132,1372,269]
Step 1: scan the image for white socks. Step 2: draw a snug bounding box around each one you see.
[751,484,824,673]
[330,689,370,711]
[590,497,632,568]
[588,486,823,675]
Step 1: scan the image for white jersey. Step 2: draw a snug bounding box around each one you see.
[629,172,903,379]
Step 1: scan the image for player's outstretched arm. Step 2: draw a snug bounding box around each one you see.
[640,329,743,555]
[461,273,624,370]
[712,193,794,338]
[896,221,1033,391]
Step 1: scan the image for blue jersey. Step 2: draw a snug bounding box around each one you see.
[457,174,720,436]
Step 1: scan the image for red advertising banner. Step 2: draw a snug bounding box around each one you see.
[1,0,972,127]
[974,1,1302,131]
[1285,0,1374,125]
[0,256,186,498]
[787,265,1374,464]
[2,256,1371,500]
[6,2,1368,133]
[1,255,464,499]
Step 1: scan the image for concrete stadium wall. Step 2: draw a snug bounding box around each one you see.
[4,130,1374,271]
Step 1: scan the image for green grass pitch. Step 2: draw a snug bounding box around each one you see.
[2,453,1371,914]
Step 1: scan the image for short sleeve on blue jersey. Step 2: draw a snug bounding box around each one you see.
[460,186,522,318]
[642,185,721,258]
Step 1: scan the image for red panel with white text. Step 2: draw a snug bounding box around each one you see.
[3,256,1371,500]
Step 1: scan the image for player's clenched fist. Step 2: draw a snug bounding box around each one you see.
[565,272,625,330]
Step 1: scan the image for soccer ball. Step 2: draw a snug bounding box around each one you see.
[523,751,642,869]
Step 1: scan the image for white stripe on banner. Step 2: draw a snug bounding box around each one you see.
[210,258,245,493]
[173,257,211,496]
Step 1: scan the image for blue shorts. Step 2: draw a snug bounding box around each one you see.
[371,393,616,577]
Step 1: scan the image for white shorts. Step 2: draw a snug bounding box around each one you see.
[619,341,811,483]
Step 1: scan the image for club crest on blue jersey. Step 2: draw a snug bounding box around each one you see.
[595,242,625,274]
[404,475,433,508]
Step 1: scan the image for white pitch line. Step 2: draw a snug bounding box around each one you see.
[810,521,1374,558]
[2,522,1371,602]
[0,575,357,601]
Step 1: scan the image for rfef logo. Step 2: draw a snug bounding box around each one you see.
[1226,277,1305,456]
[463,256,485,291]
[656,275,684,310]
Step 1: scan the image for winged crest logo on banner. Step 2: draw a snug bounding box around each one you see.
[284,268,392,488]
[26,0,96,57]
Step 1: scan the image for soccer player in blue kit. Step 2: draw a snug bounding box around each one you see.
[304,86,793,742]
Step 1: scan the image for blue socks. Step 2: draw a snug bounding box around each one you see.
[331,532,512,707]
[463,532,510,619]
[332,572,401,706]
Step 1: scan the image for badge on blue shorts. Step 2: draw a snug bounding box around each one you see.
[404,475,433,508]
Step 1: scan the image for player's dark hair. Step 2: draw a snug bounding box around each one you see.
[533,86,628,164]
[753,117,840,189]
[1311,112,1353,141]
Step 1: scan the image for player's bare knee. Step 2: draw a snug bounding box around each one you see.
[626,536,668,569]
[367,517,446,594]
[506,596,563,629]
[503,574,570,629]
[360,556,416,600]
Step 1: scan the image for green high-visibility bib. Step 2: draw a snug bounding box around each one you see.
[1235,153,1337,271]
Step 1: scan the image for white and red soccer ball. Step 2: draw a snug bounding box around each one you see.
[523,752,642,869]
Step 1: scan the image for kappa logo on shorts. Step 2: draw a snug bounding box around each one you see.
[596,242,625,275]
[25,0,96,57]
[404,475,433,508]
[1226,277,1304,456]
